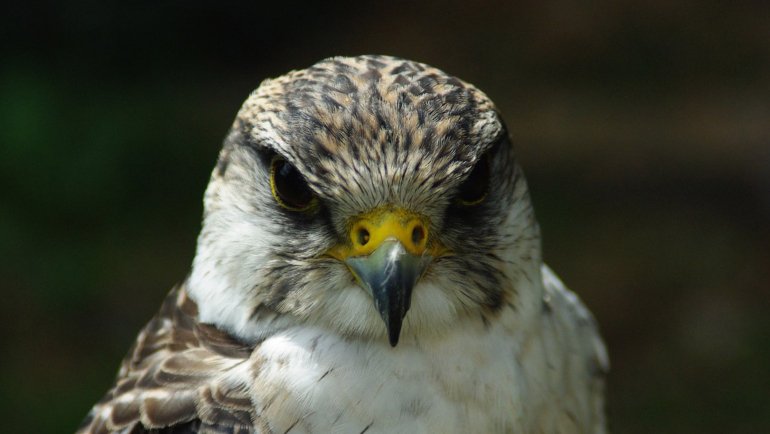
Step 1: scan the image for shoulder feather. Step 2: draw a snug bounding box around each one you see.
[77,286,257,434]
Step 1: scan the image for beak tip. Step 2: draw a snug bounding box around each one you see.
[347,240,428,349]
[379,309,403,347]
[388,326,401,347]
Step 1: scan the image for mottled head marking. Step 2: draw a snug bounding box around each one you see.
[192,55,540,344]
[231,55,504,216]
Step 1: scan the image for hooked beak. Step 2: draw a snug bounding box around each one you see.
[327,208,438,346]
[346,240,431,346]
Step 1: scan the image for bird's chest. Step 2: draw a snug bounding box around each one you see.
[248,324,543,434]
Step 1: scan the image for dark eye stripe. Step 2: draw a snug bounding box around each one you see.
[270,156,318,212]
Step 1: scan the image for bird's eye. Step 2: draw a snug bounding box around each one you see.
[270,156,318,212]
[455,154,490,206]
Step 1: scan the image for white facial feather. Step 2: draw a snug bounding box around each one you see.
[188,162,542,345]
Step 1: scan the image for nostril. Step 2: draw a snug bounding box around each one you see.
[411,225,425,246]
[357,227,370,246]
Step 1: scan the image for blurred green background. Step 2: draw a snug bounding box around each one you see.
[2,1,769,432]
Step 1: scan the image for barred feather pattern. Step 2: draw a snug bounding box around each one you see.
[77,287,257,434]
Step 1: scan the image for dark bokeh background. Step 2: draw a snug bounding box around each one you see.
[2,1,769,432]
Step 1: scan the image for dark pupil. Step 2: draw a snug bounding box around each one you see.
[457,156,489,203]
[275,161,313,209]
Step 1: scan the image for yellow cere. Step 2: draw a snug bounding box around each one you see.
[328,207,446,259]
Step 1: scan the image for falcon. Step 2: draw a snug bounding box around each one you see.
[78,55,608,434]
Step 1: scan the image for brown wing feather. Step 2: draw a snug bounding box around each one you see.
[77,285,257,434]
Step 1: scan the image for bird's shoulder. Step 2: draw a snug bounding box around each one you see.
[539,264,609,376]
[534,264,609,433]
[77,286,256,434]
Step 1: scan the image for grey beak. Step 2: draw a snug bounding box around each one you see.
[345,240,431,346]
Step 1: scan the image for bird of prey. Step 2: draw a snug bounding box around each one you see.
[78,55,608,434]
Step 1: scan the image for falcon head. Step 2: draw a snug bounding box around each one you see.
[188,55,541,346]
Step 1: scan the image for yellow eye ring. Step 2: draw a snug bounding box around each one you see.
[455,190,488,207]
[270,155,318,212]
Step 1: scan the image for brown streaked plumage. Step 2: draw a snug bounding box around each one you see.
[78,55,608,434]
[80,288,255,434]
[227,55,502,218]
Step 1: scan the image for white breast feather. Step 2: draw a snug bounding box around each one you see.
[209,264,609,434]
